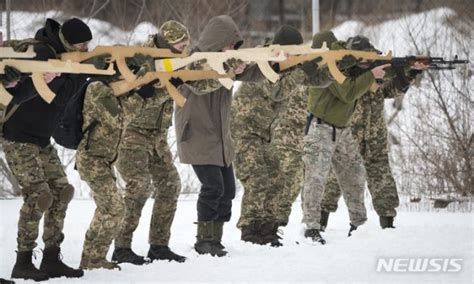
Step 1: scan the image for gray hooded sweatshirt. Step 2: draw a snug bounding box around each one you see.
[175,15,265,167]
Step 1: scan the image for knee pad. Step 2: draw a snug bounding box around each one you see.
[37,190,54,212]
[59,184,75,204]
[22,182,53,213]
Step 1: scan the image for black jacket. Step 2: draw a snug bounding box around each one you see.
[2,19,87,147]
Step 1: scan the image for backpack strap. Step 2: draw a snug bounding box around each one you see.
[0,103,20,136]
[83,120,99,150]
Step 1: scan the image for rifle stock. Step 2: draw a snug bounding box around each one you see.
[154,48,289,88]
[0,59,116,103]
[60,46,188,82]
[109,69,235,107]
[0,45,36,58]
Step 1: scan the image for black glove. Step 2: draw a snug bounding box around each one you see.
[300,57,322,75]
[271,63,281,73]
[136,79,159,99]
[1,65,22,85]
[82,53,111,69]
[337,55,358,70]
[128,53,154,71]
[170,77,184,88]
[392,66,411,93]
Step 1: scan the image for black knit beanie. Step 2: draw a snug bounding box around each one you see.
[61,18,92,44]
[272,25,303,45]
[311,31,337,49]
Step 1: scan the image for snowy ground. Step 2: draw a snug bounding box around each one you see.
[0,198,472,283]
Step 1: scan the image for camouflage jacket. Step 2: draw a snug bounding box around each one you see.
[77,81,141,161]
[270,68,309,152]
[232,80,278,144]
[232,67,331,151]
[120,34,175,151]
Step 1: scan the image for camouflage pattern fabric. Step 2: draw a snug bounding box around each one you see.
[234,67,323,228]
[76,81,139,267]
[2,140,73,251]
[302,122,367,230]
[159,20,190,44]
[269,69,308,226]
[183,57,223,95]
[115,88,181,247]
[233,80,278,228]
[322,86,400,217]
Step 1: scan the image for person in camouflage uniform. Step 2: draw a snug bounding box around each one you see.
[233,25,333,246]
[2,18,94,281]
[76,76,142,270]
[320,35,426,230]
[302,31,390,244]
[112,21,190,265]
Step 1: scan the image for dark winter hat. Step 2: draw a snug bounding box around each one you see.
[346,35,381,53]
[60,18,92,44]
[272,25,303,45]
[311,30,337,48]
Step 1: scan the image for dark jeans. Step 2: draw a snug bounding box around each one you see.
[192,164,236,222]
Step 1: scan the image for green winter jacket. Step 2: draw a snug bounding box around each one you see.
[307,71,375,128]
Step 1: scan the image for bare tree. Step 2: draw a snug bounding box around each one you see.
[390,10,472,201]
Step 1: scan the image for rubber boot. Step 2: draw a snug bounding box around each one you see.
[194,221,227,257]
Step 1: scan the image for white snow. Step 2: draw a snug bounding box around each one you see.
[0,7,473,284]
[0,199,472,283]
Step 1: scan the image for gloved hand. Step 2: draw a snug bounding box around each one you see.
[136,79,160,99]
[129,53,155,71]
[337,55,358,70]
[300,56,323,75]
[82,53,111,69]
[271,62,281,73]
[225,58,245,70]
[169,77,184,88]
[1,65,22,85]
[392,66,411,93]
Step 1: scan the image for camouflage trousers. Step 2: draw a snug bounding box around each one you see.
[115,135,181,247]
[2,140,74,252]
[274,145,304,226]
[235,137,280,228]
[75,153,124,264]
[321,122,399,217]
[302,122,367,230]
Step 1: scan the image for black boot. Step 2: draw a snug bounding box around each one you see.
[304,229,326,245]
[380,216,395,229]
[261,222,283,247]
[112,247,147,265]
[147,245,186,263]
[11,251,49,281]
[241,221,265,245]
[348,224,358,237]
[320,211,330,232]
[39,246,83,278]
[194,222,227,257]
[0,278,15,284]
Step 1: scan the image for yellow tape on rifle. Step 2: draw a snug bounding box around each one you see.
[163,59,173,72]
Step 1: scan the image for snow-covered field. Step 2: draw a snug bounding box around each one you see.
[0,198,472,283]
